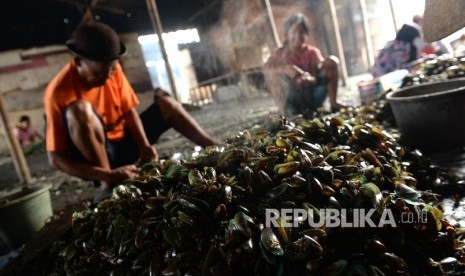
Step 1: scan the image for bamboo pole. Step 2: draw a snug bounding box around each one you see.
[187,0,221,22]
[53,0,125,15]
[359,0,375,67]
[145,0,179,101]
[388,0,398,32]
[328,0,349,85]
[263,0,281,48]
[80,0,99,23]
[0,92,32,186]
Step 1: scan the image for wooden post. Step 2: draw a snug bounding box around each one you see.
[80,0,99,23]
[328,0,349,86]
[359,0,375,67]
[263,0,281,48]
[145,0,179,102]
[388,0,398,32]
[0,93,32,186]
[240,71,250,98]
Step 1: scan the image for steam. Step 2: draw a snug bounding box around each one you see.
[199,0,314,73]
[188,0,316,110]
[188,37,226,79]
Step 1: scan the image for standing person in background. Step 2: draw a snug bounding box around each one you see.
[412,14,424,31]
[13,115,44,150]
[412,14,436,56]
[371,23,424,77]
[44,21,219,202]
[263,13,346,117]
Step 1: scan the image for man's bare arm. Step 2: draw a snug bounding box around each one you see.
[48,151,137,184]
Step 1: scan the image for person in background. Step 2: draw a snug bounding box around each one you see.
[412,14,424,31]
[263,13,345,117]
[44,21,219,201]
[13,115,44,149]
[412,14,436,55]
[371,23,424,78]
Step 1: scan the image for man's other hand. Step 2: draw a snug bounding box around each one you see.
[108,164,138,184]
[139,145,158,162]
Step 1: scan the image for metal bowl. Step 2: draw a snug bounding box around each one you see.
[386,79,465,152]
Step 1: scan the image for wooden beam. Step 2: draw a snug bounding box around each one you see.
[53,0,126,15]
[81,0,99,23]
[328,0,349,85]
[388,0,398,32]
[0,91,32,186]
[263,0,281,48]
[187,0,222,22]
[359,0,375,67]
[145,0,179,101]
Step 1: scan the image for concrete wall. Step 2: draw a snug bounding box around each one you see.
[120,33,153,93]
[0,47,70,155]
[1,51,70,112]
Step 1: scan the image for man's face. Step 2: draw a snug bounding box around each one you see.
[76,58,118,87]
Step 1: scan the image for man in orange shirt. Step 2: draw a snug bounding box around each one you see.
[44,21,218,201]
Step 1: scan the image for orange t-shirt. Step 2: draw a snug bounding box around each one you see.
[44,60,139,152]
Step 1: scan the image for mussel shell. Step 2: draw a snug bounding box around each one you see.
[321,259,348,276]
[260,227,284,257]
[283,235,323,260]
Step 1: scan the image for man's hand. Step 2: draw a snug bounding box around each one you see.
[124,108,158,162]
[139,144,158,162]
[107,164,138,184]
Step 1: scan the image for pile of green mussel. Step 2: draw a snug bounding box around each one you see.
[401,54,465,88]
[8,103,465,275]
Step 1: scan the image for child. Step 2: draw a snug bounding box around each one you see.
[13,115,44,150]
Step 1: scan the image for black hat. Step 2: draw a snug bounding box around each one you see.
[66,21,126,61]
